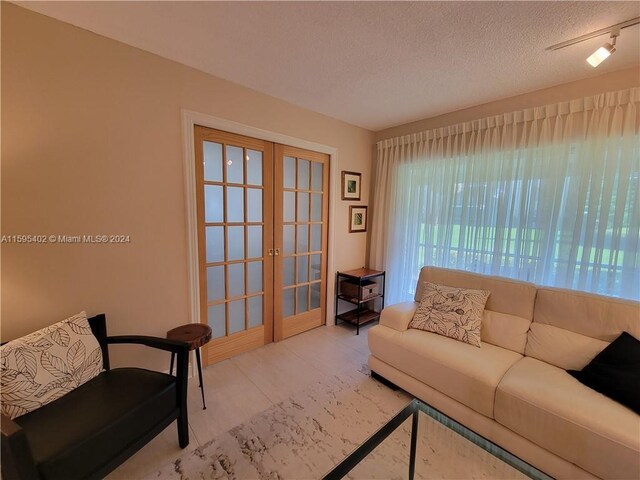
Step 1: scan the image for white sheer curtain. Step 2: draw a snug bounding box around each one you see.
[370,88,640,303]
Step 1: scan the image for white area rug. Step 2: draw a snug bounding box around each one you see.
[146,366,526,479]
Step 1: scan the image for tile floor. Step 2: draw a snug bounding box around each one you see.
[107,322,376,479]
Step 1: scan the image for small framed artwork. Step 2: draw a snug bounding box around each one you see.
[341,171,361,201]
[349,206,368,233]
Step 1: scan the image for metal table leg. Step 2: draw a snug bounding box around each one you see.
[195,348,206,410]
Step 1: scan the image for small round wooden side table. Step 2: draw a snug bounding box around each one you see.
[167,323,212,410]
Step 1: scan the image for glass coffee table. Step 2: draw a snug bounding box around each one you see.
[322,399,553,480]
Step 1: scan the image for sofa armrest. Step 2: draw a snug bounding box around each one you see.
[1,414,39,480]
[379,302,418,332]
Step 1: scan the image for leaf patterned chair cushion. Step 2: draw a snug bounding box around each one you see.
[409,282,490,347]
[0,311,104,419]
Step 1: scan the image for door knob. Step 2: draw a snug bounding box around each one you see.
[268,249,274,256]
[274,248,280,256]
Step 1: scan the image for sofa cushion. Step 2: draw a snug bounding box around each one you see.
[413,266,537,320]
[533,287,640,340]
[14,368,177,480]
[481,310,531,355]
[409,282,489,347]
[568,331,640,415]
[1,311,104,419]
[495,357,640,480]
[368,325,522,418]
[525,322,609,370]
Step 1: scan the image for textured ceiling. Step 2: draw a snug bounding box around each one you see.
[14,1,640,131]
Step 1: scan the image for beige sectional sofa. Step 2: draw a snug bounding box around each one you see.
[368,266,640,480]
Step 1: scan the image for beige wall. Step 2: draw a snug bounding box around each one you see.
[375,66,640,141]
[1,4,374,368]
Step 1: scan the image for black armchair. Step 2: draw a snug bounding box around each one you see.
[1,314,190,480]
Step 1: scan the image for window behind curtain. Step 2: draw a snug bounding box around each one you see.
[373,89,640,304]
[391,138,639,302]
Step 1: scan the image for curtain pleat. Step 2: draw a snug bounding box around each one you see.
[370,87,640,303]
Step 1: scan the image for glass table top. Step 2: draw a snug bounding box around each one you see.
[322,399,554,480]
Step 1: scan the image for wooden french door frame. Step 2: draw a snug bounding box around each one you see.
[274,145,330,341]
[182,110,338,365]
[194,126,274,365]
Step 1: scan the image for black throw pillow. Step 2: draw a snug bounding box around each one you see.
[568,331,640,415]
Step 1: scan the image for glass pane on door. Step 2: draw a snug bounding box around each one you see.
[310,283,321,309]
[246,150,263,186]
[247,226,262,258]
[226,145,244,184]
[284,156,296,189]
[205,227,224,263]
[204,185,224,223]
[227,226,244,261]
[311,162,323,191]
[204,142,223,182]
[228,300,245,334]
[207,266,225,302]
[226,187,244,222]
[298,159,310,190]
[283,288,295,317]
[297,285,309,314]
[247,296,263,328]
[208,304,226,338]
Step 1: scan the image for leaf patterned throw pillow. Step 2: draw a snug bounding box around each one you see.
[0,311,104,419]
[409,282,490,347]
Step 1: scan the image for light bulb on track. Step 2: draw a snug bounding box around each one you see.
[586,43,616,67]
[586,29,618,68]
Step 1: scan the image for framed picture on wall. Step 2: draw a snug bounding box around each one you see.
[341,171,361,201]
[349,206,368,233]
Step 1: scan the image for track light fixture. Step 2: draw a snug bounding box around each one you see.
[586,28,618,68]
[547,17,639,68]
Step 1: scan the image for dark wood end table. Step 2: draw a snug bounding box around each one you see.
[167,323,212,410]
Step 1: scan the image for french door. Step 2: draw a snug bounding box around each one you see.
[194,126,329,365]
[274,145,329,340]
[194,127,274,365]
